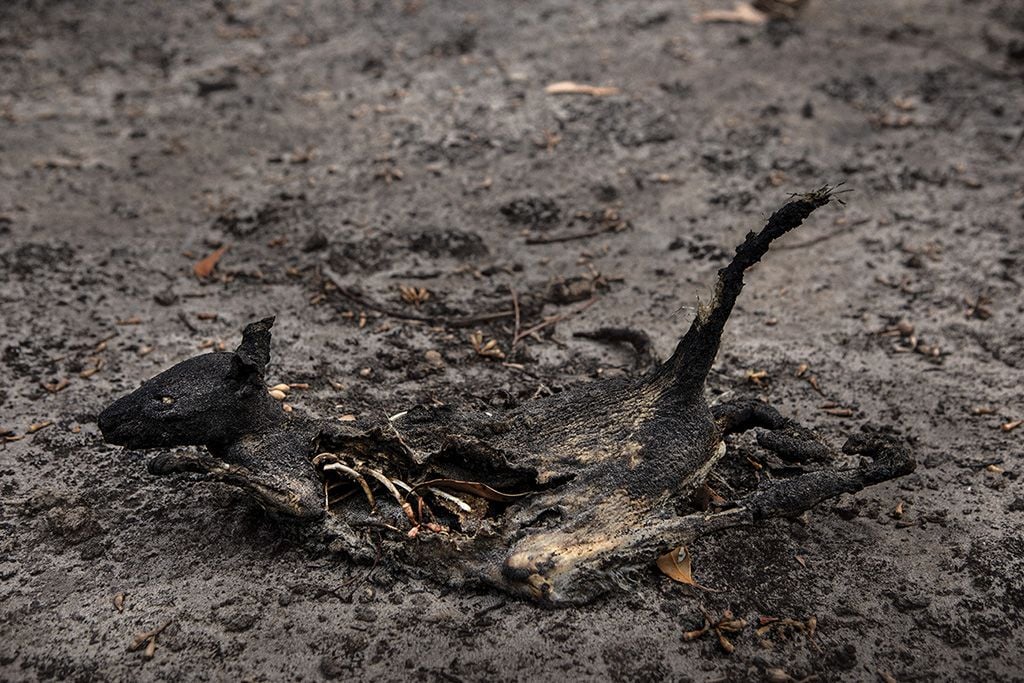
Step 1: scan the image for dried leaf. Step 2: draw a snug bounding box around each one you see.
[469,331,506,360]
[683,624,710,641]
[544,81,620,97]
[694,2,767,25]
[399,285,431,306]
[193,245,229,279]
[822,407,854,417]
[41,377,70,393]
[717,617,749,633]
[128,620,171,653]
[746,369,768,386]
[765,668,794,683]
[27,421,53,434]
[657,546,697,585]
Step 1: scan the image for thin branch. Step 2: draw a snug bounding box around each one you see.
[525,228,614,245]
[510,287,523,351]
[513,297,599,347]
[320,266,515,328]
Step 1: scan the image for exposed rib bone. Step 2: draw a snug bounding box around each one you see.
[392,479,414,494]
[394,480,439,524]
[360,467,417,525]
[322,463,376,509]
[312,452,340,468]
[428,487,472,512]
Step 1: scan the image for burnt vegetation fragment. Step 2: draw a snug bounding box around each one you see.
[99,186,915,605]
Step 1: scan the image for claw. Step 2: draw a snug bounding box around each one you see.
[322,463,376,510]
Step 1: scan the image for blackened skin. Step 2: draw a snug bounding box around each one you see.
[98,188,915,605]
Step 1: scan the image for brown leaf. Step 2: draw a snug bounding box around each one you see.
[765,668,794,683]
[193,245,229,279]
[717,629,736,653]
[41,377,70,393]
[694,2,767,25]
[399,284,431,306]
[657,546,697,585]
[544,81,620,97]
[469,331,506,360]
[683,625,710,641]
[27,421,53,434]
[717,617,749,633]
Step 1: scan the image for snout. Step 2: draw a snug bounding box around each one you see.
[98,392,173,449]
[98,394,137,446]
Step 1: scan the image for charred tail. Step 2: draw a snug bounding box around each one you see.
[655,185,842,392]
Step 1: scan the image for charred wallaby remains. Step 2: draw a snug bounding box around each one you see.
[99,187,915,605]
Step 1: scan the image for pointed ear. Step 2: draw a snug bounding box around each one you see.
[233,316,275,377]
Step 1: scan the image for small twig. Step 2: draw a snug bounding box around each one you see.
[177,311,199,334]
[513,297,599,347]
[510,287,522,351]
[525,228,613,245]
[321,266,515,328]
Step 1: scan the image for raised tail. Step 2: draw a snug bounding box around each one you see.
[655,185,841,392]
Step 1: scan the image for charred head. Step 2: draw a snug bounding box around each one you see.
[99,317,279,449]
[98,317,323,519]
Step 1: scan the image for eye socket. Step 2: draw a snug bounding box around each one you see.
[159,396,175,406]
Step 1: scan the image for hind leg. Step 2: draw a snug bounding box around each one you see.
[618,430,915,559]
[712,397,834,463]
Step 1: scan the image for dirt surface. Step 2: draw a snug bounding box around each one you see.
[2,1,1023,681]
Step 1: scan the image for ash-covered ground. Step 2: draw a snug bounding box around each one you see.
[1,1,1023,681]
